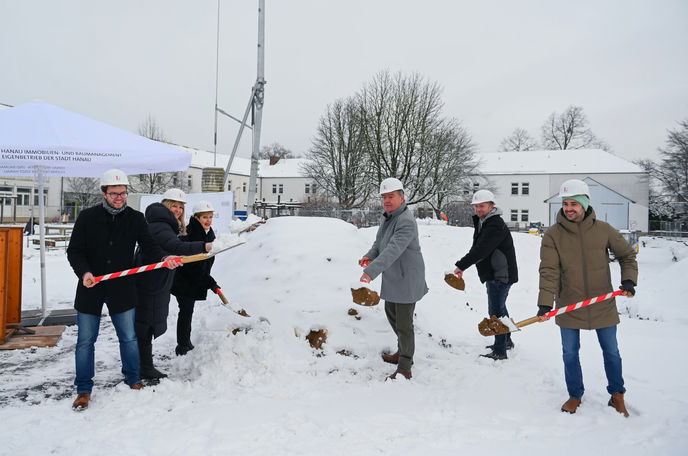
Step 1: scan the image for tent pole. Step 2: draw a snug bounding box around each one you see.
[37,167,48,318]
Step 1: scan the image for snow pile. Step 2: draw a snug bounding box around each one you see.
[3,217,688,455]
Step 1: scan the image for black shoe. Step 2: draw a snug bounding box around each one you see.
[480,350,507,361]
[175,344,194,356]
[140,365,168,379]
[485,340,515,351]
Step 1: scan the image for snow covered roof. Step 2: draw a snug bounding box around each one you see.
[478,149,644,175]
[171,143,308,178]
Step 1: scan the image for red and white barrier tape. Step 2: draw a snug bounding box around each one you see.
[543,289,624,319]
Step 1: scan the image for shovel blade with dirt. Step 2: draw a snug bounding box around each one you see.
[444,273,465,291]
[477,290,624,337]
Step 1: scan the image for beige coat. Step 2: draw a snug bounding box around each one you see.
[537,207,638,329]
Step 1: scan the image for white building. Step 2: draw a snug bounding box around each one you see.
[475,149,649,232]
[179,144,317,214]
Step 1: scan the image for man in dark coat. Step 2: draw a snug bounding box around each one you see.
[454,189,518,360]
[66,169,181,411]
[135,191,208,379]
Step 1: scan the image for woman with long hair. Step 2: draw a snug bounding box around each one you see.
[135,189,212,380]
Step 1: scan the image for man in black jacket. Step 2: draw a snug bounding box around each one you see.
[66,169,181,411]
[453,190,518,360]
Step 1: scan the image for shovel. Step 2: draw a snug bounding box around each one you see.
[352,258,381,306]
[86,242,245,286]
[478,290,624,336]
[215,288,250,317]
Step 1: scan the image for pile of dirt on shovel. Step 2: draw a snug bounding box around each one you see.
[478,315,511,336]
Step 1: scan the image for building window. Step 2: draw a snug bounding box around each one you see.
[521,183,529,195]
[305,183,311,194]
[521,210,529,222]
[227,180,232,191]
[511,183,519,195]
[511,209,518,222]
[272,184,277,194]
[33,189,48,206]
[17,188,31,206]
[242,182,247,193]
[312,184,316,194]
[278,184,284,194]
[0,186,12,206]
[187,175,193,188]
[473,182,480,192]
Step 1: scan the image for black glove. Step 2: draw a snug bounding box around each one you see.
[620,280,636,296]
[537,305,551,317]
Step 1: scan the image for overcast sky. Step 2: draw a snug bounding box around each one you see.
[1,0,686,164]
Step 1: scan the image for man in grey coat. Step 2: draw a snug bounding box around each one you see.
[359,178,428,380]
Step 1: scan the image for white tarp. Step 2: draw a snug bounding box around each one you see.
[138,191,234,234]
[0,101,191,177]
[0,101,192,317]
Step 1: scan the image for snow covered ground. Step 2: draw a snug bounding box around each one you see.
[2,217,688,455]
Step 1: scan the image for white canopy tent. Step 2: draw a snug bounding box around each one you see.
[0,101,192,317]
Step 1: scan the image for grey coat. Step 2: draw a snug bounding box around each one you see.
[363,203,429,303]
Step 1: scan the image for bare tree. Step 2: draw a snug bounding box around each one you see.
[425,123,479,217]
[257,142,296,159]
[541,105,608,150]
[64,177,101,210]
[499,127,539,151]
[637,119,688,213]
[129,116,189,194]
[302,97,373,208]
[358,70,478,205]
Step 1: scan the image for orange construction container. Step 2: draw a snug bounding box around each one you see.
[0,227,23,345]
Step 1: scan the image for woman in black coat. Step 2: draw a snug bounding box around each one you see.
[171,200,219,356]
[135,189,211,379]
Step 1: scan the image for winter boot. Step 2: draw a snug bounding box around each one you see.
[175,343,194,356]
[480,350,507,361]
[72,393,91,411]
[608,393,630,417]
[387,369,412,380]
[139,344,167,380]
[485,340,515,351]
[381,351,399,364]
[561,397,582,414]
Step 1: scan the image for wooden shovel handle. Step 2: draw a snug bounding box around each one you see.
[515,316,541,329]
[216,289,229,304]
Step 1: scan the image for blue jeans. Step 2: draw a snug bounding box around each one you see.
[486,280,512,355]
[74,309,140,394]
[560,325,625,399]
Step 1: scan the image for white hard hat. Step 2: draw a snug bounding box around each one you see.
[162,188,187,203]
[100,168,129,187]
[471,189,495,205]
[559,179,590,198]
[379,177,404,195]
[192,200,214,214]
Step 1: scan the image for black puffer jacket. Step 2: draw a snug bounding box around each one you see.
[455,209,518,284]
[67,204,167,316]
[135,203,206,295]
[171,216,218,300]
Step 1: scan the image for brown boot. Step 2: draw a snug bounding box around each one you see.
[608,393,630,417]
[381,351,399,364]
[387,369,412,380]
[561,397,582,414]
[72,393,91,411]
[130,383,144,390]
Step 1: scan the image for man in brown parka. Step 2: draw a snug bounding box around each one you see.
[537,179,638,417]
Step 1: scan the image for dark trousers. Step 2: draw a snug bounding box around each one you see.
[176,296,196,347]
[384,301,416,371]
[486,280,512,356]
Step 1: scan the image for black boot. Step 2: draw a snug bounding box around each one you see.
[139,343,167,379]
[176,298,195,356]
